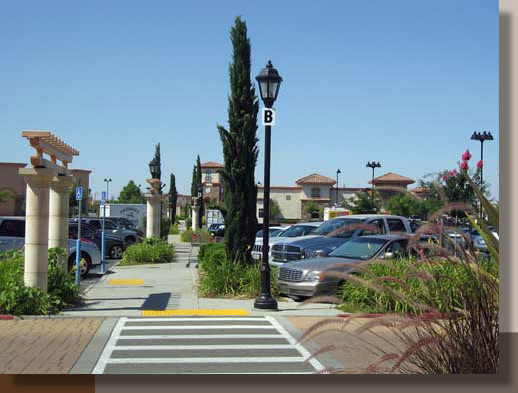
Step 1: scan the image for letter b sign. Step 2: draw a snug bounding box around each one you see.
[262,108,276,126]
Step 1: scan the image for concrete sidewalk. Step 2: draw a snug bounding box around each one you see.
[60,234,342,318]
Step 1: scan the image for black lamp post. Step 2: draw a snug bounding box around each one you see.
[335,169,341,205]
[471,131,493,218]
[470,131,493,192]
[254,60,282,310]
[366,162,381,212]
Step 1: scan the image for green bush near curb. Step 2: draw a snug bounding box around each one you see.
[337,256,498,314]
[119,237,175,265]
[197,243,278,298]
[0,248,82,315]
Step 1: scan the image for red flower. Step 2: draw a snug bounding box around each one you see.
[460,161,469,171]
[442,175,448,181]
[462,149,472,161]
[452,169,458,176]
[477,160,483,170]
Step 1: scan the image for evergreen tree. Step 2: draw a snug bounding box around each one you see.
[342,190,382,214]
[169,173,177,223]
[196,155,204,228]
[154,143,161,182]
[117,180,146,204]
[217,16,259,263]
[191,165,197,197]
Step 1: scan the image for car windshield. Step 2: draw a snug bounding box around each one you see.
[312,218,362,238]
[329,237,388,260]
[280,225,312,237]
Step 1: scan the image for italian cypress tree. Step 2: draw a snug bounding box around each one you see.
[191,165,197,197]
[154,143,161,182]
[217,17,259,263]
[196,155,204,228]
[169,173,177,223]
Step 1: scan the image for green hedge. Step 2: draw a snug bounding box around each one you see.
[0,248,81,315]
[197,243,278,298]
[338,257,498,314]
[119,237,174,265]
[180,228,210,243]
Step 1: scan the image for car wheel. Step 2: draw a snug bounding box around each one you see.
[110,244,124,259]
[68,252,91,278]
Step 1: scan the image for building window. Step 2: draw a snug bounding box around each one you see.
[286,195,291,201]
[259,208,264,218]
[205,170,212,183]
[311,187,320,198]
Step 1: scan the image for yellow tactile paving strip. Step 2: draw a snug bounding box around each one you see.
[141,309,250,316]
[108,279,145,285]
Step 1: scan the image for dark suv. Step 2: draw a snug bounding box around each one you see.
[271,214,412,263]
[68,222,126,259]
[71,217,140,245]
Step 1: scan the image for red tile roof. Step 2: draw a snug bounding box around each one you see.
[296,173,336,185]
[201,161,223,168]
[369,172,415,185]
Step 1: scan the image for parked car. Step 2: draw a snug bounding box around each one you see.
[252,222,324,265]
[466,227,498,254]
[209,223,225,237]
[256,226,286,238]
[68,221,126,259]
[0,216,100,277]
[71,217,140,245]
[106,216,144,237]
[271,215,412,264]
[276,234,410,299]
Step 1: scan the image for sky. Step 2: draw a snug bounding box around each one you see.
[0,0,499,201]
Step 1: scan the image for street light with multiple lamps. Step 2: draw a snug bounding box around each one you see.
[254,60,282,311]
[335,169,341,205]
[366,162,381,213]
[101,178,112,273]
[470,131,493,192]
[471,131,493,218]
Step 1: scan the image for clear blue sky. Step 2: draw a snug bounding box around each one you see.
[0,0,499,201]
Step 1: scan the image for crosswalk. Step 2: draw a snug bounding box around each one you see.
[92,316,324,374]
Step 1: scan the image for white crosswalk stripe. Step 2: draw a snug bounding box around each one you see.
[92,316,324,374]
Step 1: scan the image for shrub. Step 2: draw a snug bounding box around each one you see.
[120,238,174,265]
[0,248,81,315]
[169,222,180,235]
[338,256,497,314]
[180,228,210,243]
[197,243,278,298]
[301,159,499,374]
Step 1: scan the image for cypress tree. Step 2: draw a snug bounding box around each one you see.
[154,143,161,182]
[217,16,259,263]
[191,165,197,197]
[196,155,204,228]
[169,173,177,223]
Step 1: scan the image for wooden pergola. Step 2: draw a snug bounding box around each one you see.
[22,130,79,172]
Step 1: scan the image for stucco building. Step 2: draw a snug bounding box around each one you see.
[200,161,224,205]
[0,162,91,216]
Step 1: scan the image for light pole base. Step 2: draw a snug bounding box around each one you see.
[254,295,278,310]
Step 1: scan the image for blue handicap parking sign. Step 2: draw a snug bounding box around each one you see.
[101,191,107,205]
[76,187,83,201]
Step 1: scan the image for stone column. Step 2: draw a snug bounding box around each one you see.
[192,205,199,231]
[145,195,162,238]
[49,175,74,253]
[19,167,57,292]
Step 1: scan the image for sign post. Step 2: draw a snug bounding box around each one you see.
[75,186,83,286]
[101,191,107,274]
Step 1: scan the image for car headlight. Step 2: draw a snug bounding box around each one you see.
[305,271,321,281]
[476,238,486,245]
